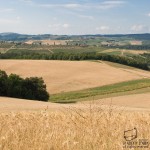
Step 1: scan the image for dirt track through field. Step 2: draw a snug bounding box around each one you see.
[0,60,149,94]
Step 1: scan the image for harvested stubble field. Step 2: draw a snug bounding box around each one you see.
[0,60,150,94]
[100,49,150,55]
[25,40,69,45]
[0,92,150,111]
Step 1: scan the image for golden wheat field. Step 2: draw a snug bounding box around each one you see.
[0,105,150,150]
[0,93,150,149]
[0,60,150,94]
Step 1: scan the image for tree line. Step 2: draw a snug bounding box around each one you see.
[0,51,149,70]
[0,70,49,101]
[102,45,150,50]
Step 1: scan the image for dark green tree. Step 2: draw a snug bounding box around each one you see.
[0,70,49,101]
[7,74,23,98]
[0,70,8,96]
[22,77,49,101]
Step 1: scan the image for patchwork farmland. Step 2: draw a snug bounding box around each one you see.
[0,34,150,150]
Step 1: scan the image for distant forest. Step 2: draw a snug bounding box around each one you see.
[102,45,150,50]
[0,33,150,41]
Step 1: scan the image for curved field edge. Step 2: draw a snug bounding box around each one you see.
[50,78,150,103]
[2,60,149,94]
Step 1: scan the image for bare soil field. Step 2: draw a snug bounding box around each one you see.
[0,60,149,94]
[90,92,150,110]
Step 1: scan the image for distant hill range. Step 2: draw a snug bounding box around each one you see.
[0,32,150,41]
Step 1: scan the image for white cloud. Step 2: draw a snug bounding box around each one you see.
[95,26,111,34]
[39,3,82,10]
[64,4,82,9]
[19,0,32,3]
[53,17,57,21]
[39,1,126,10]
[78,15,94,20]
[97,0,125,9]
[148,13,150,17]
[0,8,14,13]
[0,19,20,24]
[96,26,110,31]
[62,24,70,28]
[48,23,70,30]
[131,25,149,32]
[48,23,61,28]
[19,0,33,5]
[16,16,21,20]
[40,4,58,8]
[103,1,125,5]
[0,16,21,24]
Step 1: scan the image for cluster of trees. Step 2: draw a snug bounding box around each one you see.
[141,53,150,59]
[102,45,150,50]
[0,70,49,101]
[141,53,150,66]
[0,51,149,70]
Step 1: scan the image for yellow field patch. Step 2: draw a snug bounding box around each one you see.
[0,60,149,94]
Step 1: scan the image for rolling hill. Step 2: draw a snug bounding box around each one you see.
[0,60,149,94]
[0,32,150,41]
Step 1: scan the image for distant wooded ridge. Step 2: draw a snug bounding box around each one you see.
[0,33,150,41]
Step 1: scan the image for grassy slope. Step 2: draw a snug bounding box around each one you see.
[50,79,150,103]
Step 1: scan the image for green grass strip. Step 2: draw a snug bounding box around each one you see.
[49,78,150,103]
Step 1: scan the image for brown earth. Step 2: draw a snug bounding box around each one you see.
[0,60,150,94]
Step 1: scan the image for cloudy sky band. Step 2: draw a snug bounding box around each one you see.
[0,0,149,34]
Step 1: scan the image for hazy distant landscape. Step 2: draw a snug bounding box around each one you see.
[0,32,150,150]
[0,0,150,149]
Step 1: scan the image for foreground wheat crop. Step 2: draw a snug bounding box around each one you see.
[0,106,150,150]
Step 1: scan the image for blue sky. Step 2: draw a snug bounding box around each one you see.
[0,0,150,35]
